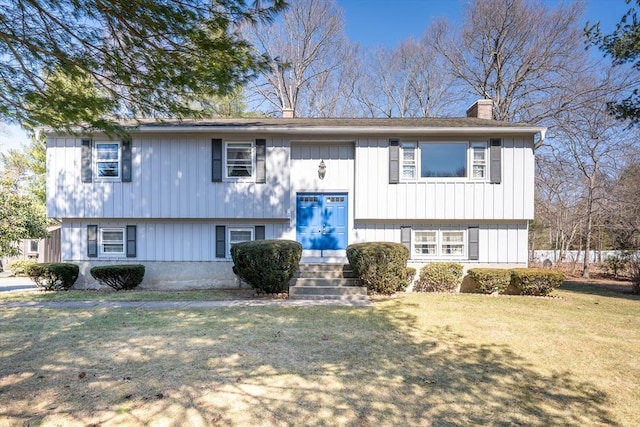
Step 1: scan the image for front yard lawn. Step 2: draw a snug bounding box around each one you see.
[0,281,638,426]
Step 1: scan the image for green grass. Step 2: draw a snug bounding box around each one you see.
[0,281,638,426]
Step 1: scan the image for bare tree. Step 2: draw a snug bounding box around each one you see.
[433,0,595,124]
[353,35,460,118]
[550,72,636,277]
[243,0,354,117]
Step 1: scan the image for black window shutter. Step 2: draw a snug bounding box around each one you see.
[87,225,98,257]
[215,225,226,258]
[121,138,132,182]
[212,139,223,182]
[400,226,411,253]
[490,138,502,184]
[255,225,265,240]
[468,226,479,260]
[255,139,266,183]
[81,138,93,183]
[126,225,137,258]
[389,138,400,184]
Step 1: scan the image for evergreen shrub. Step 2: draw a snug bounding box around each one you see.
[231,240,302,293]
[468,268,512,294]
[28,263,79,290]
[346,242,409,295]
[414,262,464,292]
[510,268,564,296]
[90,264,145,290]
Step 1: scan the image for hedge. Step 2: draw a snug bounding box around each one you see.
[510,268,565,296]
[346,242,409,295]
[90,264,145,290]
[467,268,512,294]
[28,263,79,291]
[8,259,38,276]
[413,262,464,292]
[231,240,302,294]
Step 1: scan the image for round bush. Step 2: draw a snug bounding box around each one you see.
[414,262,464,292]
[346,242,409,295]
[28,263,79,291]
[90,264,145,290]
[231,240,302,294]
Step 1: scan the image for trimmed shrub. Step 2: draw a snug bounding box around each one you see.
[510,268,564,296]
[28,263,79,291]
[90,264,145,290]
[231,240,302,294]
[468,268,512,294]
[8,259,38,276]
[346,242,409,295]
[414,262,464,292]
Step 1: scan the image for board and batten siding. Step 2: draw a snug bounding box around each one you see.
[354,221,529,264]
[60,221,289,262]
[46,135,290,220]
[354,137,535,221]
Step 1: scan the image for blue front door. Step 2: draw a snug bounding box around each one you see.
[296,193,347,250]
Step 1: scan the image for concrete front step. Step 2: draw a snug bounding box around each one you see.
[289,263,368,301]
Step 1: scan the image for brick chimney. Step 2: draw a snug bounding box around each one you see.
[466,99,493,120]
[282,107,294,118]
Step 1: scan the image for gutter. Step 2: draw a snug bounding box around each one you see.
[131,125,547,136]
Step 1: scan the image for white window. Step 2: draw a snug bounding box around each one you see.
[95,142,120,179]
[228,227,254,256]
[400,141,490,181]
[414,231,437,255]
[471,142,487,179]
[225,142,254,179]
[402,142,417,179]
[441,231,465,256]
[412,229,466,259]
[99,228,125,255]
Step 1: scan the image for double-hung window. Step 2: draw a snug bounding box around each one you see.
[228,227,254,256]
[413,229,466,258]
[402,142,417,179]
[471,142,488,179]
[95,142,120,179]
[225,142,254,179]
[99,228,125,255]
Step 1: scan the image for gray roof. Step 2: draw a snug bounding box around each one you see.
[127,117,545,138]
[131,116,536,129]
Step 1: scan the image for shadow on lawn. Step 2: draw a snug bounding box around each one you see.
[0,304,621,426]
[561,279,640,301]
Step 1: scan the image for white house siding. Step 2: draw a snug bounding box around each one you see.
[61,220,290,288]
[353,221,529,265]
[354,136,535,221]
[46,134,290,220]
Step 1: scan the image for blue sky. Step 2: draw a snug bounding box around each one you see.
[0,0,633,154]
[337,0,631,47]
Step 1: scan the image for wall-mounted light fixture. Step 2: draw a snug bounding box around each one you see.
[318,160,327,180]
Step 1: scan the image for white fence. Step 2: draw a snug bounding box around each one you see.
[531,250,638,264]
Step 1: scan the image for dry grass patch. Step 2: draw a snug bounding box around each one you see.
[0,281,638,426]
[0,288,257,303]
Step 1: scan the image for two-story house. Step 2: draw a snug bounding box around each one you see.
[46,100,545,288]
